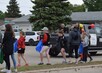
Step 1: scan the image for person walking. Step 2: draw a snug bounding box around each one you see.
[17,31,28,67]
[38,27,51,65]
[57,30,68,63]
[2,24,15,73]
[1,39,18,73]
[81,31,91,63]
[68,24,81,64]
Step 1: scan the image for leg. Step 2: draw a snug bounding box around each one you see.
[18,53,21,66]
[21,54,28,65]
[74,45,79,63]
[4,55,10,70]
[11,53,17,69]
[39,46,46,64]
[61,48,67,62]
[88,53,93,61]
[45,47,50,64]
[83,47,88,62]
[69,47,73,63]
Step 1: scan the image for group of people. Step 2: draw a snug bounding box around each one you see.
[37,23,93,65]
[0,23,93,73]
[1,24,28,73]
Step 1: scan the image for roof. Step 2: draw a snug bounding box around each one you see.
[5,18,16,21]
[12,14,32,22]
[71,11,102,21]
[12,11,102,23]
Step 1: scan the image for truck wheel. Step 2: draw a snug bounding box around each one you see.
[89,52,97,55]
[29,39,35,46]
[49,47,60,57]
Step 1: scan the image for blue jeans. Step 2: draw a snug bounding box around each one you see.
[11,53,17,69]
[5,53,17,69]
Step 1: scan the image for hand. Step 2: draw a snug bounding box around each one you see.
[18,48,21,50]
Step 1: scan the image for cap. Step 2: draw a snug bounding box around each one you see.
[42,27,48,31]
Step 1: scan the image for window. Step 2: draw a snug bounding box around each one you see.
[95,26,102,34]
[89,28,96,33]
[26,32,35,35]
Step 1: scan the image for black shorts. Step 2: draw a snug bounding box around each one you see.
[18,48,25,54]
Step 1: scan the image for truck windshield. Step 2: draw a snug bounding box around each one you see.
[95,26,102,34]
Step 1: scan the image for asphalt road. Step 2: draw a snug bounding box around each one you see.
[0,46,102,68]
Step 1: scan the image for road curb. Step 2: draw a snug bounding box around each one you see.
[21,64,102,73]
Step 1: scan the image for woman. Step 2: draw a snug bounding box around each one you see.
[38,27,51,65]
[2,24,14,73]
[57,30,68,63]
[68,24,81,64]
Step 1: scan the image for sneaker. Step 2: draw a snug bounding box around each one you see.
[62,61,68,64]
[25,64,29,66]
[90,59,93,62]
[68,61,72,64]
[14,69,17,72]
[1,69,7,72]
[38,63,44,65]
[75,62,78,64]
[46,63,51,65]
[6,70,11,73]
[17,64,21,67]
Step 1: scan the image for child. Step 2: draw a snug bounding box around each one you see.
[17,31,28,67]
[57,30,67,63]
[38,27,51,65]
[81,32,89,62]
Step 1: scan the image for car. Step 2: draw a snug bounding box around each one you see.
[49,24,102,57]
[25,31,40,46]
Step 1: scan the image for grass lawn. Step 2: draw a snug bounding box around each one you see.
[16,61,102,72]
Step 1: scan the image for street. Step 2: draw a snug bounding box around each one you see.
[0,46,102,68]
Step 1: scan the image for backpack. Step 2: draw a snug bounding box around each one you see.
[13,40,18,53]
[72,30,79,40]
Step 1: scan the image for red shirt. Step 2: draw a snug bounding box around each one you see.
[18,36,25,49]
[42,33,48,43]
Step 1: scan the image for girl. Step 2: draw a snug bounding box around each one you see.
[57,30,68,63]
[17,31,28,67]
[81,32,89,62]
[2,24,14,73]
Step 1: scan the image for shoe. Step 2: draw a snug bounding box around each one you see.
[62,61,68,64]
[6,70,11,73]
[17,64,21,67]
[14,69,17,72]
[75,61,78,64]
[38,63,44,65]
[46,63,51,65]
[68,61,72,64]
[1,68,7,72]
[25,63,29,66]
[90,59,93,62]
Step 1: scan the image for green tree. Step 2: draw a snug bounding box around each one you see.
[83,0,102,11]
[72,4,85,12]
[29,0,72,31]
[0,11,5,19]
[5,0,21,18]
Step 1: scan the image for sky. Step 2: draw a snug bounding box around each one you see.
[0,0,83,15]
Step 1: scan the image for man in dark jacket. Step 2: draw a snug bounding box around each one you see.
[68,24,81,64]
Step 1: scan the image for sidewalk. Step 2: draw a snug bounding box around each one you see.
[21,64,102,73]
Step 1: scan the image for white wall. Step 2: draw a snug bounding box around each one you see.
[13,22,32,32]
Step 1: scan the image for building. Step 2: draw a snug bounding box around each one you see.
[71,11,102,25]
[0,18,16,30]
[11,14,32,31]
[1,11,102,31]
